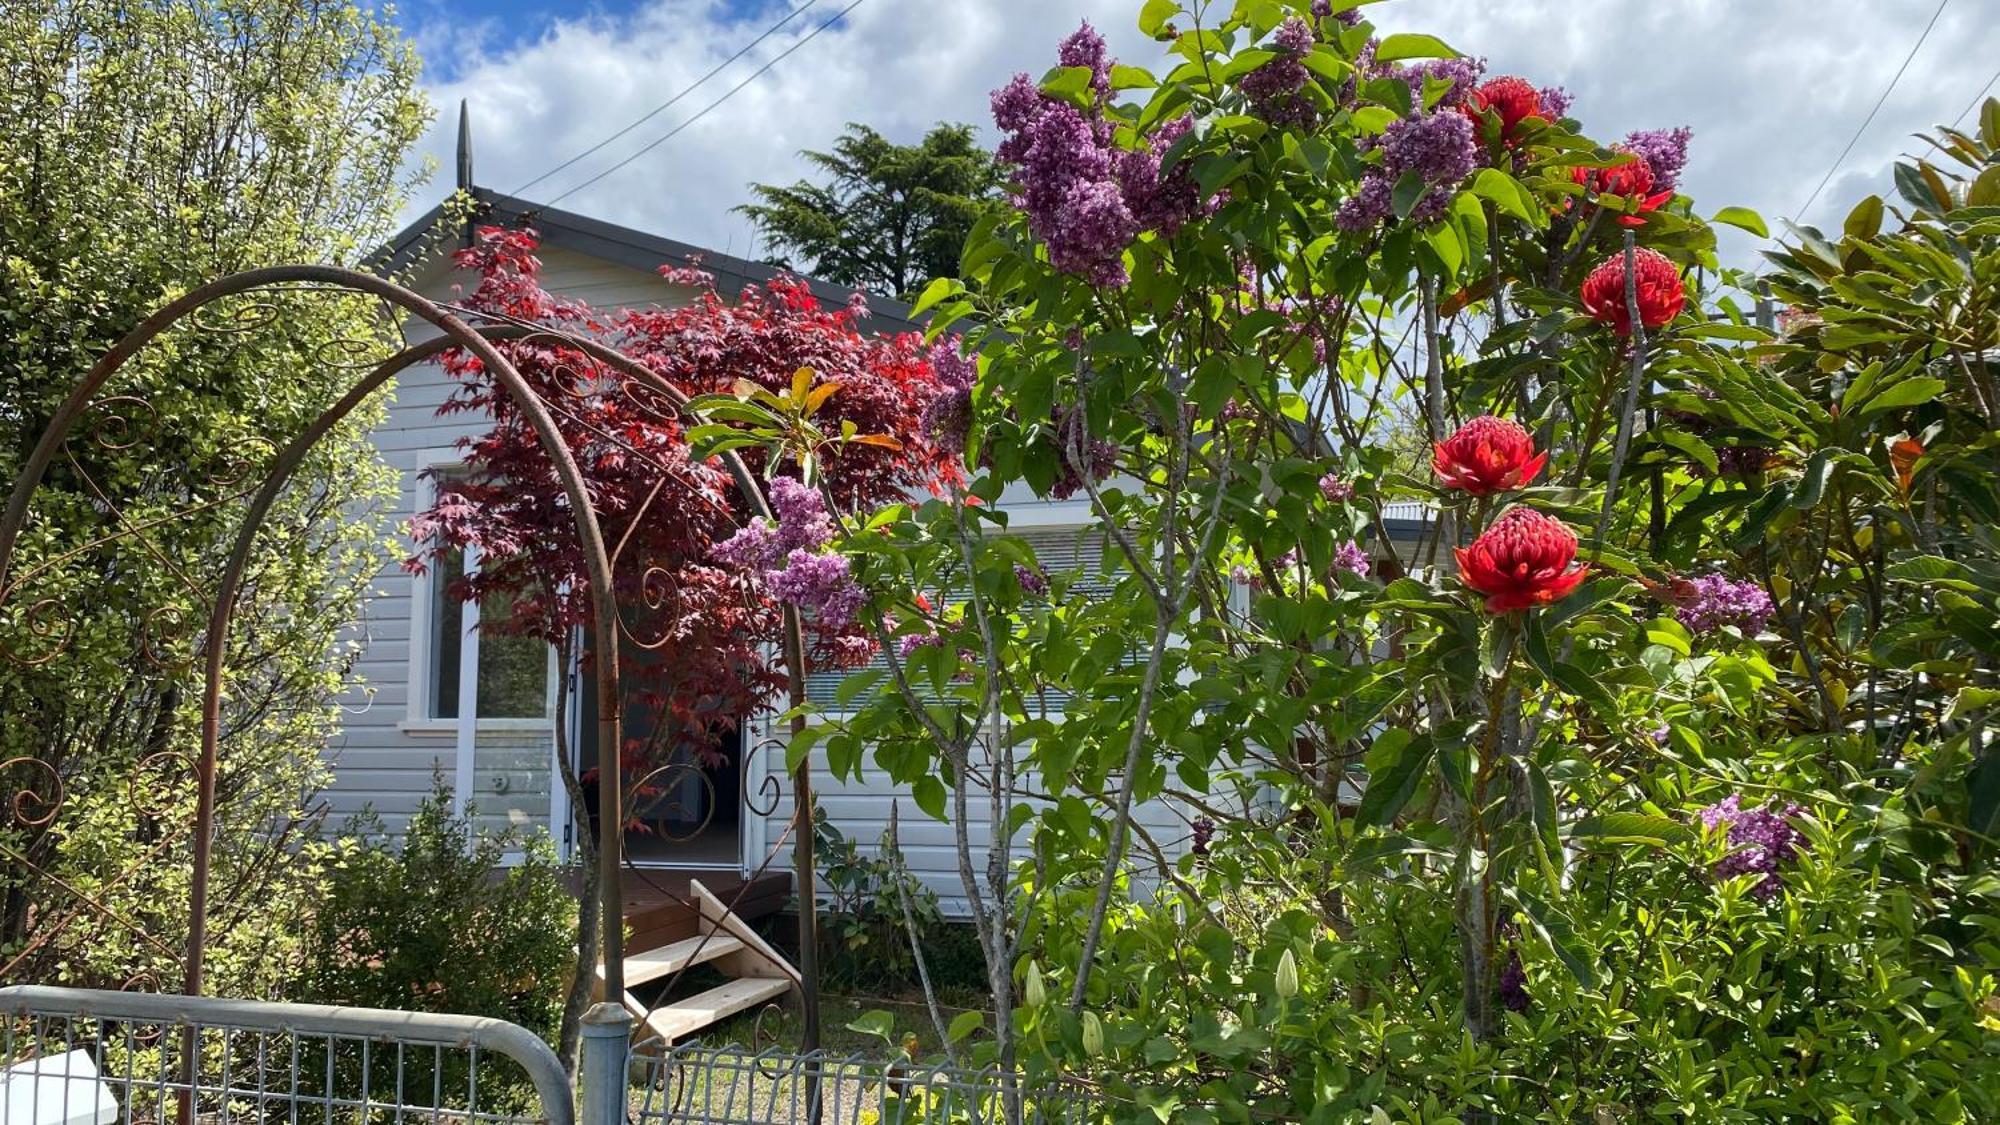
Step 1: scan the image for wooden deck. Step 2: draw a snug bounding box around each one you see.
[619,868,791,953]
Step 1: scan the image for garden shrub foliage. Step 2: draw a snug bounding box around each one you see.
[778,2,2000,1119]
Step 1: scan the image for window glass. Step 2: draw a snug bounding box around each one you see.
[428,547,550,719]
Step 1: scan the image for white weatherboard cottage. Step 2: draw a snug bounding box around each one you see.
[337,148,1158,917]
[337,124,1426,920]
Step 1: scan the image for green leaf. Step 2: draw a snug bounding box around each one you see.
[1511,889,1598,989]
[1853,376,1946,420]
[845,1009,897,1041]
[1373,33,1457,62]
[912,776,948,821]
[1467,167,1535,224]
[1843,194,1884,240]
[1710,206,1769,237]
[1137,0,1179,37]
[947,1010,985,1043]
[1568,813,1692,846]
[1390,170,1428,221]
[910,276,962,316]
[1355,731,1433,828]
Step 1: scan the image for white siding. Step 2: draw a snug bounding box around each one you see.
[326,246,690,839]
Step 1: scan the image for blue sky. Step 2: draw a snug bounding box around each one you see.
[383,0,2000,272]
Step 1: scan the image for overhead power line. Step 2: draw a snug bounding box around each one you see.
[1948,64,2000,129]
[542,0,867,210]
[1794,0,1949,221]
[509,1,820,198]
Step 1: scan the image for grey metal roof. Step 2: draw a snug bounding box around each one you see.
[367,186,924,334]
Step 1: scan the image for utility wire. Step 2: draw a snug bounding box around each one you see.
[542,0,867,210]
[509,0,819,198]
[1794,0,1949,221]
[1947,64,2000,129]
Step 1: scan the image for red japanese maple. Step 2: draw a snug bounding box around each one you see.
[409,225,954,771]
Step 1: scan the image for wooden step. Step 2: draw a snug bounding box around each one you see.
[640,976,793,1044]
[623,933,746,988]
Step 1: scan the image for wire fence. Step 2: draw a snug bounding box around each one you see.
[0,987,570,1125]
[2,989,1100,1125]
[630,1040,1100,1125]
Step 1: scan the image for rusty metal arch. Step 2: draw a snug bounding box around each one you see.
[0,265,820,1027]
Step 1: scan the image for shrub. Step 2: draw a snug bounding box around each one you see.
[297,777,576,1040]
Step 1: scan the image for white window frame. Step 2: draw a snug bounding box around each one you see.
[400,451,559,737]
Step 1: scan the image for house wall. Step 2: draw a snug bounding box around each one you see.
[327,245,694,840]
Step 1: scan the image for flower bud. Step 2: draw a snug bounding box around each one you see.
[1024,960,1047,1008]
[1081,1011,1104,1057]
[1275,949,1299,1000]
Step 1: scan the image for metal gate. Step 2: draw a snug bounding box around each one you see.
[0,986,571,1125]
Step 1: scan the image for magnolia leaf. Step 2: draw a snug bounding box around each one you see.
[948,1010,985,1043]
[1355,731,1433,828]
[804,381,842,412]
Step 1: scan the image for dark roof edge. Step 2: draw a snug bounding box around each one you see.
[365,187,924,334]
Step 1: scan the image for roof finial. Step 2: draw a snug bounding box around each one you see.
[455,99,474,194]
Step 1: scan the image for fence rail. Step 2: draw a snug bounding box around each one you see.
[0,987,571,1125]
[630,1038,1099,1125]
[2,988,1097,1125]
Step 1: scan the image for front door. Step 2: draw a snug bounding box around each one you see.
[574,639,745,869]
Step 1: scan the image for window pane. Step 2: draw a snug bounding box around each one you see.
[428,547,549,719]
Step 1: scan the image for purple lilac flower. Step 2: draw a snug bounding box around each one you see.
[1050,405,1118,500]
[1014,564,1048,596]
[1231,563,1262,589]
[1698,794,1808,900]
[1336,174,1393,231]
[1538,85,1574,121]
[765,549,865,628]
[1333,540,1371,578]
[1190,817,1215,856]
[898,631,944,659]
[1056,21,1113,98]
[992,27,1217,288]
[1380,110,1477,188]
[1498,947,1530,1012]
[713,519,781,571]
[922,338,978,454]
[1312,0,1362,27]
[1318,473,1354,503]
[1676,574,1775,637]
[1650,722,1672,745]
[1399,56,1487,110]
[1624,126,1692,193]
[1240,17,1318,127]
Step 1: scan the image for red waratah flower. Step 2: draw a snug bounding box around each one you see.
[1571,149,1673,226]
[1580,247,1686,334]
[1456,507,1590,613]
[1466,76,1544,143]
[1432,416,1548,496]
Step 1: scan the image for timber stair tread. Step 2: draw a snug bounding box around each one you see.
[639,976,792,1044]
[624,933,746,987]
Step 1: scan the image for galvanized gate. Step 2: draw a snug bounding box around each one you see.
[2,988,1099,1125]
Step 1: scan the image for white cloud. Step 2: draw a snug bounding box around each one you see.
[402,0,2000,272]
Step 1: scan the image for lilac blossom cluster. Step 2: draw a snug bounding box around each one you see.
[1539,85,1574,121]
[1240,17,1319,126]
[1310,0,1362,26]
[1333,540,1371,578]
[898,631,944,659]
[1398,56,1486,110]
[1698,794,1808,900]
[1676,573,1775,637]
[992,24,1211,288]
[1050,404,1119,500]
[1014,564,1049,596]
[713,478,863,627]
[922,337,977,454]
[1318,473,1355,503]
[1337,109,1478,230]
[1624,126,1692,193]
